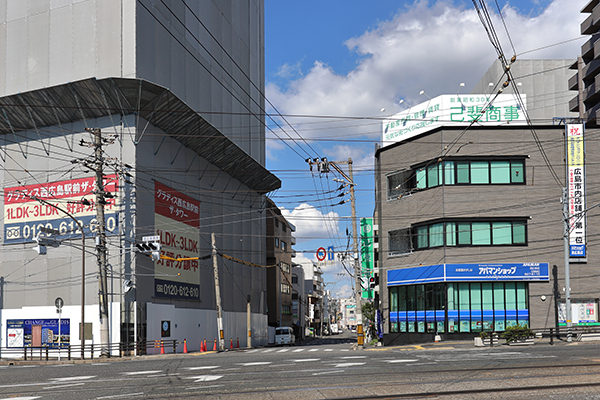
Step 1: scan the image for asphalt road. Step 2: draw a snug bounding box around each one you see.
[2,332,600,399]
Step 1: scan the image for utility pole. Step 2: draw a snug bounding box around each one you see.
[247,295,252,348]
[306,157,363,347]
[212,233,225,351]
[91,128,111,357]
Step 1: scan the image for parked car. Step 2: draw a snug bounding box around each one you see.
[275,327,295,345]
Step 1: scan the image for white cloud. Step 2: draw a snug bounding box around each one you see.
[335,284,353,299]
[266,0,586,141]
[280,203,340,242]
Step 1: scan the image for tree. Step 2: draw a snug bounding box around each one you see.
[362,302,377,341]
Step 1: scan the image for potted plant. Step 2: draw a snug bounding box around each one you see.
[501,324,534,345]
[475,331,498,346]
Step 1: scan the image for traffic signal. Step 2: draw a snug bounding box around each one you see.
[33,234,60,255]
[369,274,379,289]
[136,241,161,261]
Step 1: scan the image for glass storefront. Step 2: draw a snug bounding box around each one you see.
[389,281,529,333]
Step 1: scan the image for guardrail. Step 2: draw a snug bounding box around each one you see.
[0,340,182,361]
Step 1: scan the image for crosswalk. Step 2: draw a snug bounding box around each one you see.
[243,347,351,354]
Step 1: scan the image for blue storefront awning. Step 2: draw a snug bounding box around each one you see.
[387,263,549,286]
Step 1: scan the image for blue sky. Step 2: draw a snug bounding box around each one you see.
[264,0,586,298]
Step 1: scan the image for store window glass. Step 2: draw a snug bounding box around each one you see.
[513,222,526,244]
[399,286,407,332]
[517,282,529,327]
[511,160,524,183]
[427,164,440,187]
[390,287,398,333]
[472,222,491,245]
[490,161,511,183]
[471,161,489,184]
[471,283,482,332]
[446,223,456,246]
[482,282,493,331]
[505,282,517,327]
[456,161,470,183]
[492,222,512,245]
[430,223,444,247]
[457,222,471,245]
[447,283,458,333]
[494,282,506,331]
[416,225,428,249]
[416,168,426,189]
[459,283,471,332]
[444,161,455,185]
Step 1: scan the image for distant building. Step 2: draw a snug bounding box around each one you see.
[569,0,600,125]
[266,199,296,328]
[301,261,325,335]
[340,298,357,330]
[291,263,306,339]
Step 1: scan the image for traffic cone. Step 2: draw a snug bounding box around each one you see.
[200,339,204,352]
[230,338,233,349]
[183,338,188,353]
[213,339,217,351]
[204,339,207,352]
[236,337,239,348]
[160,340,165,354]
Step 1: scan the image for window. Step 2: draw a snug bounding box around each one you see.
[282,223,287,232]
[281,283,291,294]
[387,170,414,200]
[281,305,291,315]
[292,292,298,300]
[292,275,298,284]
[413,219,528,250]
[280,262,290,274]
[388,228,412,255]
[281,241,287,251]
[275,238,279,248]
[275,218,279,228]
[410,157,526,190]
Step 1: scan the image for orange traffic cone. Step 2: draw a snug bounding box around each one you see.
[183,338,188,354]
[201,339,205,352]
[236,338,239,348]
[160,340,165,354]
[204,339,207,352]
[230,338,233,349]
[213,339,217,351]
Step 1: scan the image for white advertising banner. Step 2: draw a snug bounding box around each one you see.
[566,124,586,259]
[382,94,527,146]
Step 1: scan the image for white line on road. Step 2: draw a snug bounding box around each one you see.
[0,397,41,400]
[330,362,365,368]
[338,356,367,359]
[236,362,271,366]
[262,349,276,353]
[187,375,223,382]
[312,370,345,376]
[277,349,290,352]
[186,366,220,370]
[383,359,418,363]
[122,370,162,375]
[308,349,319,352]
[324,349,333,352]
[290,358,320,362]
[186,384,224,390]
[292,348,305,352]
[245,349,259,353]
[340,349,350,351]
[51,376,96,381]
[44,383,86,390]
[96,393,144,399]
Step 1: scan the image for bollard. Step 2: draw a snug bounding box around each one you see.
[68,345,71,360]
[173,340,176,354]
[550,328,554,345]
[45,347,49,361]
[23,347,27,361]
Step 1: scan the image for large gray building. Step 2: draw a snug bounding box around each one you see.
[375,59,599,345]
[0,0,279,353]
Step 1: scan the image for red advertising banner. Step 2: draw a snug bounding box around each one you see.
[154,181,200,228]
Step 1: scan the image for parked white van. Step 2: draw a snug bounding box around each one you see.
[275,327,295,346]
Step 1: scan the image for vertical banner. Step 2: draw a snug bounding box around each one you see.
[360,218,374,299]
[566,124,586,259]
[154,181,201,300]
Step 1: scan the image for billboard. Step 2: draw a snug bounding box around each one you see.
[154,181,200,301]
[7,319,70,348]
[382,94,527,146]
[387,263,549,286]
[4,175,119,243]
[566,124,586,259]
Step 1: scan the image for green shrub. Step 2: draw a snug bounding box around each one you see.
[501,323,533,343]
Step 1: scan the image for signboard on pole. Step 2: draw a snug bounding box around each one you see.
[566,124,586,260]
[361,218,374,299]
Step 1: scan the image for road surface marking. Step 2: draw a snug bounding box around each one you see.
[312,370,345,376]
[290,358,320,362]
[292,348,305,352]
[122,370,162,375]
[262,348,276,353]
[338,356,366,359]
[186,366,219,370]
[277,349,290,353]
[0,397,41,400]
[51,376,96,381]
[44,383,86,390]
[187,375,223,382]
[96,393,144,399]
[236,362,271,366]
[331,362,365,368]
[340,349,350,351]
[186,385,224,390]
[324,349,333,352]
[383,359,418,363]
[308,349,319,352]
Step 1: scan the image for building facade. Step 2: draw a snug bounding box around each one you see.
[0,0,278,353]
[375,59,600,345]
[266,199,295,328]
